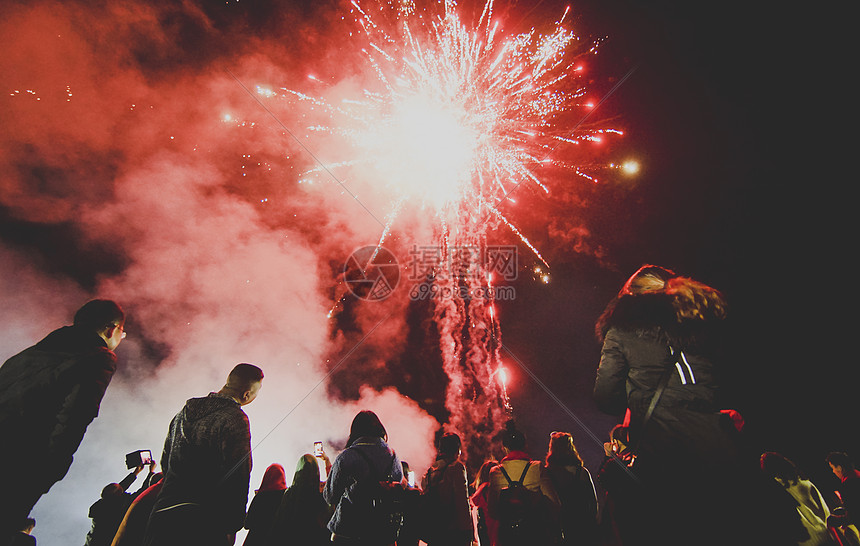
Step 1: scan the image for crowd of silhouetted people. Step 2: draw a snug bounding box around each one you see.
[61,416,860,546]
[2,265,858,546]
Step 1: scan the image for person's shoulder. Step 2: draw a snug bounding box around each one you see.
[88,346,118,369]
[438,459,465,476]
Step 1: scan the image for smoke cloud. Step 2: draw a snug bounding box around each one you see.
[1,1,444,543]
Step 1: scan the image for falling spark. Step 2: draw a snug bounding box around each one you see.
[256,0,620,465]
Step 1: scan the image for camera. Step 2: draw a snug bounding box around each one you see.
[125,449,153,469]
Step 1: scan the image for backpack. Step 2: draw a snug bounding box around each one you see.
[496,461,544,541]
[349,447,407,543]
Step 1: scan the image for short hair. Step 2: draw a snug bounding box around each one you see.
[101,483,123,498]
[827,452,855,471]
[74,300,125,331]
[610,424,631,446]
[501,420,526,451]
[226,363,264,391]
[760,452,801,484]
[438,432,462,458]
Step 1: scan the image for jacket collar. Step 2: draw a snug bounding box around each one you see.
[501,450,531,462]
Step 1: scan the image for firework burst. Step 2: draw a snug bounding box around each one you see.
[265,0,620,463]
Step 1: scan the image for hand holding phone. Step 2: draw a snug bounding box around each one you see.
[314,441,324,457]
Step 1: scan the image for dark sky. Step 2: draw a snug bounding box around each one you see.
[0,0,850,524]
[491,0,853,493]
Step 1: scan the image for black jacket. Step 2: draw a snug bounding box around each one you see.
[152,393,252,535]
[0,325,117,480]
[594,293,736,470]
[85,471,154,546]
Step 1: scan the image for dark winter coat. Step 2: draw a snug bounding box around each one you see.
[420,456,474,546]
[322,437,402,540]
[545,463,598,546]
[0,325,117,529]
[592,292,768,545]
[593,293,737,470]
[111,478,163,546]
[266,455,331,546]
[85,471,153,546]
[241,490,283,546]
[149,393,252,537]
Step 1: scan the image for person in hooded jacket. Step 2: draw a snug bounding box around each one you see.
[110,474,164,546]
[241,463,286,546]
[323,410,403,545]
[143,363,263,546]
[594,265,738,473]
[593,265,761,545]
[84,462,158,546]
[0,300,126,540]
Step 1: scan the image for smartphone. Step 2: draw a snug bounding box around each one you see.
[407,470,415,488]
[125,449,153,469]
[314,441,324,457]
[140,450,153,465]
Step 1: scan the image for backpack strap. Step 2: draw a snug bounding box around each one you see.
[499,461,532,485]
[517,461,532,484]
[499,465,514,486]
[630,347,682,456]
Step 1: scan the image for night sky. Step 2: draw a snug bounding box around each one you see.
[0,0,850,543]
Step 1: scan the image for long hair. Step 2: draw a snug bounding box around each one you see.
[596,265,727,345]
[665,277,727,322]
[472,459,498,489]
[545,432,584,468]
[268,454,329,543]
[256,463,286,492]
[620,265,676,297]
[346,410,387,447]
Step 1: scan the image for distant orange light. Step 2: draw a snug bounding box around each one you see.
[621,160,640,176]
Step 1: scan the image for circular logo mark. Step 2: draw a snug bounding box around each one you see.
[343,246,400,301]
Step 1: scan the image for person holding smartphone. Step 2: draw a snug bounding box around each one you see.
[266,453,333,546]
[85,460,158,546]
